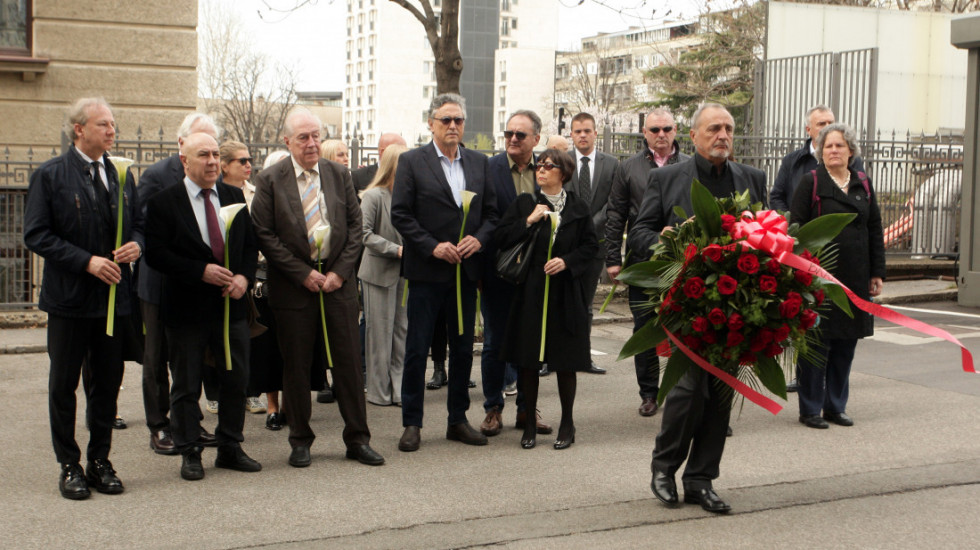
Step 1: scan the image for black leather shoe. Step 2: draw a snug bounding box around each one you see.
[215,447,262,472]
[799,415,829,429]
[586,361,606,375]
[59,463,90,500]
[346,444,385,466]
[426,364,447,390]
[553,427,575,450]
[446,422,488,446]
[684,487,731,513]
[288,446,311,468]
[150,429,178,455]
[520,435,536,449]
[538,363,550,376]
[639,397,659,417]
[650,469,678,505]
[86,458,124,494]
[265,412,284,431]
[398,426,421,452]
[112,416,127,430]
[316,386,335,403]
[823,412,854,426]
[727,425,733,437]
[181,451,205,481]
[467,379,477,388]
[786,378,800,393]
[198,428,218,447]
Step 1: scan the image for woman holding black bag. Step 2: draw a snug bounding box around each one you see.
[496,148,597,450]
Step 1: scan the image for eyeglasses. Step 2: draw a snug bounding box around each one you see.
[647,126,674,134]
[536,162,559,172]
[504,130,529,141]
[435,116,465,126]
[234,157,252,166]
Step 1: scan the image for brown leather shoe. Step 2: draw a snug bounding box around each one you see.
[446,422,488,446]
[398,426,421,452]
[639,397,659,417]
[480,407,502,436]
[514,409,553,435]
[150,429,178,455]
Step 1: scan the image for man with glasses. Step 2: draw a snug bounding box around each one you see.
[390,93,499,452]
[477,110,553,438]
[568,112,619,375]
[605,108,690,416]
[251,108,384,468]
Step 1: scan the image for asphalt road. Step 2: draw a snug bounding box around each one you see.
[2,300,979,549]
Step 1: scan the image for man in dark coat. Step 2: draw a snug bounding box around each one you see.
[390,93,499,452]
[24,97,143,499]
[144,132,261,481]
[477,110,552,438]
[136,112,220,455]
[605,108,690,417]
[351,133,407,193]
[629,103,768,514]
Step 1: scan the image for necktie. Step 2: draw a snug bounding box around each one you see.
[579,156,592,206]
[300,170,322,258]
[90,161,111,205]
[201,188,224,262]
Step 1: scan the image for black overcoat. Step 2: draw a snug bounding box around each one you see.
[497,190,598,370]
[790,165,886,339]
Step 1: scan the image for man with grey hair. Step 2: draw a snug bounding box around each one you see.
[390,93,499,452]
[251,108,383,468]
[25,97,144,499]
[770,105,864,393]
[137,112,221,455]
[629,103,767,514]
[605,108,690,417]
[478,109,552,437]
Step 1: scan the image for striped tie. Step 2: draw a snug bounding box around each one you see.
[301,170,321,258]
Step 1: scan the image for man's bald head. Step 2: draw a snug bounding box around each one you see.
[180,132,221,187]
[378,133,407,157]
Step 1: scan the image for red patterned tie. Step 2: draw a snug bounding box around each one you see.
[201,188,224,262]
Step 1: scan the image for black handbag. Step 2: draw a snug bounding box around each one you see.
[495,225,540,285]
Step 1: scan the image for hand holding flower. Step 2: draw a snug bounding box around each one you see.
[433,242,462,263]
[87,256,122,284]
[456,235,482,259]
[111,241,142,264]
[543,257,566,275]
[320,272,344,293]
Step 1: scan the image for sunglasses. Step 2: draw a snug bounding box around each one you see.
[233,157,252,166]
[536,162,559,172]
[435,116,465,126]
[504,130,529,141]
[647,126,674,134]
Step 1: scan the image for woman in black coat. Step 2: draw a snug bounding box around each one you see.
[497,148,598,450]
[790,123,885,429]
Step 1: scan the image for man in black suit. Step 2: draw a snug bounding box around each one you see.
[390,93,498,452]
[136,113,220,455]
[351,133,407,193]
[477,110,552,437]
[250,108,384,468]
[24,97,143,499]
[606,108,690,417]
[144,132,261,481]
[567,112,618,375]
[629,103,767,514]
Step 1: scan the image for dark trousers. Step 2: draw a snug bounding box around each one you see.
[166,319,249,453]
[651,368,731,490]
[140,300,170,430]
[47,314,124,464]
[273,281,370,450]
[798,337,858,416]
[402,278,476,428]
[582,257,604,347]
[480,275,524,413]
[431,308,448,363]
[629,284,660,399]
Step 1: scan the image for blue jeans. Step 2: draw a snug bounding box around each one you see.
[401,278,477,428]
[480,275,524,413]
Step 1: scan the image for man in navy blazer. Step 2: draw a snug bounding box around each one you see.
[477,110,552,438]
[630,104,767,515]
[144,133,261,481]
[391,93,499,452]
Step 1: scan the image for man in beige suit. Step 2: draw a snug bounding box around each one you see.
[250,108,384,468]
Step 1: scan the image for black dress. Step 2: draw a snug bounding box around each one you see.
[496,190,598,371]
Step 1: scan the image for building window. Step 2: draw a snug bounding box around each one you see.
[0,0,29,55]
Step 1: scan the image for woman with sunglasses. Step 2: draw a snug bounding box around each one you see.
[218,141,287,429]
[496,148,598,450]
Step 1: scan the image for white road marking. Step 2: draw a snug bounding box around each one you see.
[868,331,980,345]
[888,305,980,320]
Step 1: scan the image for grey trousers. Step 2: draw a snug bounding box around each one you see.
[362,279,407,406]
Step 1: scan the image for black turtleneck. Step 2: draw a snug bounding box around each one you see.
[694,153,735,200]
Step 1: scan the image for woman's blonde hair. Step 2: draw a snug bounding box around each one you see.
[319,139,347,163]
[363,144,409,195]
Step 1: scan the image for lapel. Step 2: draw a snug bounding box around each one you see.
[176,182,212,258]
[461,147,479,194]
[421,142,459,207]
[280,160,308,239]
